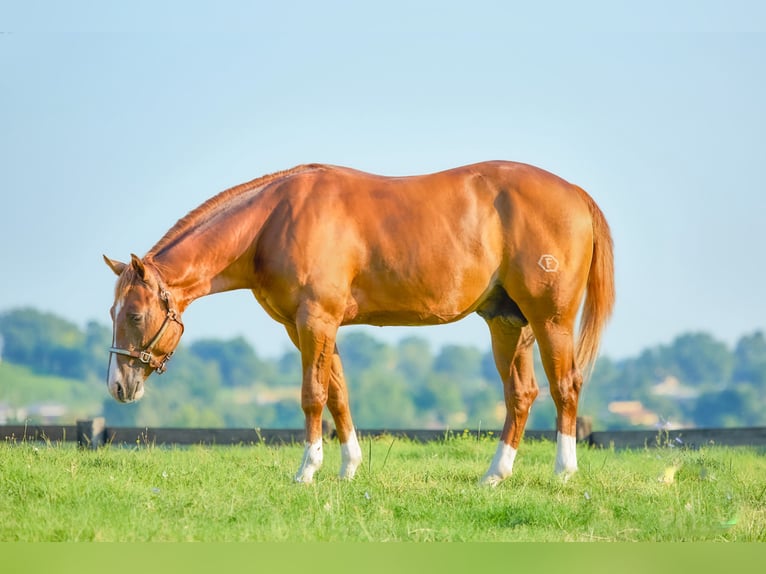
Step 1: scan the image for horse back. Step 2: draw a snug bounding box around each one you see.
[251,162,594,325]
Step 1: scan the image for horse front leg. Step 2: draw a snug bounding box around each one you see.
[293,309,338,484]
[292,345,362,480]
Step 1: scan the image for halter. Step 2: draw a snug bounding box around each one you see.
[109,286,184,374]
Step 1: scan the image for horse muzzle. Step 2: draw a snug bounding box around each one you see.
[107,357,147,403]
[108,377,146,403]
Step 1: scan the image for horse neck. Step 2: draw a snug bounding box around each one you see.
[146,165,321,309]
[148,206,271,310]
[147,253,227,313]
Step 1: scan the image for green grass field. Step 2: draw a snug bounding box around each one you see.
[1,434,765,542]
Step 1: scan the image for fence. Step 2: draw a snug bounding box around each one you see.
[3,418,766,450]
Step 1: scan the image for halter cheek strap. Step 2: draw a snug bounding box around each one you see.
[109,288,184,374]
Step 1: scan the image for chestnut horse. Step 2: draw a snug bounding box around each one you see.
[104,161,614,485]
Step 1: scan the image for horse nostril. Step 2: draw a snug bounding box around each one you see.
[116,382,125,402]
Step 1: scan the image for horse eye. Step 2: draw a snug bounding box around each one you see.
[128,312,143,324]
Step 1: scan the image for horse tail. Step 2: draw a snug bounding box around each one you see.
[575,188,615,379]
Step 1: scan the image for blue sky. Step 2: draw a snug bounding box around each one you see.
[2,1,765,361]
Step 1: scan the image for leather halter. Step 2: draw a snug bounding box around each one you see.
[109,285,184,374]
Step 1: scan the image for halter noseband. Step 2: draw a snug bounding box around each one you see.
[109,286,184,374]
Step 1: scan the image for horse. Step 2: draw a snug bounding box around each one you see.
[104,161,614,485]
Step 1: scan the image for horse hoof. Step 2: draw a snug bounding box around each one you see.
[480,474,503,487]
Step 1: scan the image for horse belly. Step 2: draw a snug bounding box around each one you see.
[346,262,496,327]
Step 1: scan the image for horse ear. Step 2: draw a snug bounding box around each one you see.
[130,253,147,281]
[103,255,127,276]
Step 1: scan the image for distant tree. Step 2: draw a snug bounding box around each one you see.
[395,336,433,384]
[479,351,495,381]
[527,393,557,430]
[732,331,766,390]
[261,399,304,428]
[0,308,88,378]
[616,348,665,398]
[84,320,112,382]
[9,303,766,429]
[662,332,733,388]
[189,336,272,387]
[352,368,416,428]
[433,344,483,380]
[579,356,622,426]
[159,345,223,399]
[702,389,740,427]
[433,383,471,428]
[100,345,224,427]
[100,396,142,426]
[273,348,301,387]
[338,330,395,375]
[464,379,504,428]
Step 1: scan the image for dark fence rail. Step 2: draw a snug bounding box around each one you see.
[2,418,766,451]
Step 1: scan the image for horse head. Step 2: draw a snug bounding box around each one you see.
[103,254,184,403]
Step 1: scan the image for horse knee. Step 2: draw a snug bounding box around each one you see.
[512,384,539,414]
[551,367,582,403]
[301,395,326,416]
[571,368,583,393]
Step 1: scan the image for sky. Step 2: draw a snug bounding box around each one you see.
[1,1,765,362]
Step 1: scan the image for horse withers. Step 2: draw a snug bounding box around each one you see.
[104,161,615,485]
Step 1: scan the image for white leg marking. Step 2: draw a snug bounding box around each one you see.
[480,442,518,487]
[295,439,324,483]
[339,429,362,480]
[555,432,578,478]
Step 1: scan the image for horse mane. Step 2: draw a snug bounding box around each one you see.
[147,164,323,258]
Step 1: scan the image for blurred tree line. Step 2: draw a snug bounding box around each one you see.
[2,307,766,430]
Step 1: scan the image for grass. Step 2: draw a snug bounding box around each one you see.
[1,433,765,541]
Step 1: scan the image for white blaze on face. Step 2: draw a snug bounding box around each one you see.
[107,297,124,395]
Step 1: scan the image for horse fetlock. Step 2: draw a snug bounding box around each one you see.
[339,431,362,480]
[295,439,324,483]
[481,442,517,487]
[339,459,361,480]
[554,432,578,477]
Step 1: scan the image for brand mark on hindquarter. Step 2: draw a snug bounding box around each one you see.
[538,254,560,273]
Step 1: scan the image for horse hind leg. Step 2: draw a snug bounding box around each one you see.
[532,318,583,479]
[480,317,538,486]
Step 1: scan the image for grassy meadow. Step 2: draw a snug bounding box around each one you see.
[1,433,765,542]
